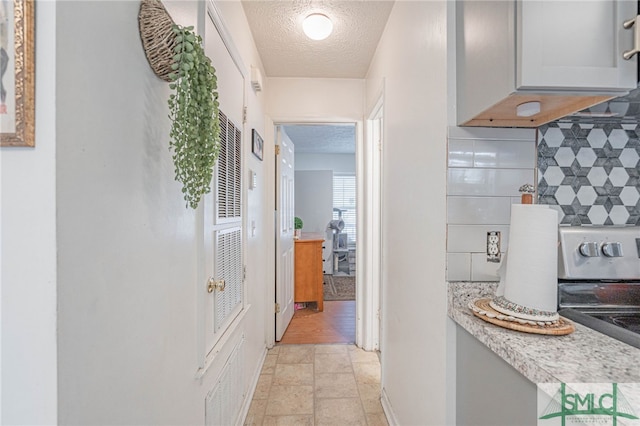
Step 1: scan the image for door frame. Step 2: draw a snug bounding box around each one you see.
[360,94,384,351]
[266,117,381,349]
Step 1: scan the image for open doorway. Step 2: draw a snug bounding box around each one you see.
[276,123,357,344]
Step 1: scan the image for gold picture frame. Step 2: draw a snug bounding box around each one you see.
[0,0,34,147]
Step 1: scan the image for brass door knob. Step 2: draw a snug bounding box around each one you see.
[207,278,226,293]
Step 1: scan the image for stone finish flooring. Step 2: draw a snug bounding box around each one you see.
[244,344,388,426]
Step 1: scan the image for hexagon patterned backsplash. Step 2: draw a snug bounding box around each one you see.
[537,122,640,226]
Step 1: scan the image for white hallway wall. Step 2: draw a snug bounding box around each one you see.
[294,153,356,234]
[0,2,57,424]
[54,1,270,424]
[294,153,355,274]
[365,1,449,425]
[294,170,333,235]
[294,153,356,233]
[267,78,365,123]
[295,153,356,174]
[56,2,203,423]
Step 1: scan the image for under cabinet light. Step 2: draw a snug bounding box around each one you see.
[571,112,619,118]
[516,101,541,117]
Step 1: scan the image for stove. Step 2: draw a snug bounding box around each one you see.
[557,226,640,349]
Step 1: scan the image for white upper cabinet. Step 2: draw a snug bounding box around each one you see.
[519,1,636,91]
[457,0,638,128]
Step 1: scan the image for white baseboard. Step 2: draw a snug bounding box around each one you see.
[381,387,399,426]
[236,346,267,426]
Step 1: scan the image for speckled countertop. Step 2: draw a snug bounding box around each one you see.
[448,281,640,384]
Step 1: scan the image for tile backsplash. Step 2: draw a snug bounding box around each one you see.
[447,94,640,282]
[537,122,640,226]
[446,127,537,281]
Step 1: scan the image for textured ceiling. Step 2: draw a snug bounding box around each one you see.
[241,1,395,78]
[282,124,356,154]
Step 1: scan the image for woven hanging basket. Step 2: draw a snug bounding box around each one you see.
[138,0,176,82]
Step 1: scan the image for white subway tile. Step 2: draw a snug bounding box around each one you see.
[447,196,512,225]
[448,139,474,168]
[449,126,536,141]
[448,168,535,197]
[447,253,471,281]
[473,140,536,169]
[447,225,510,253]
[471,253,501,282]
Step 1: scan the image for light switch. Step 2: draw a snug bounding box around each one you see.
[249,170,257,190]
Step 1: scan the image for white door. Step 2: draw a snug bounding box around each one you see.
[275,127,295,341]
[203,14,245,355]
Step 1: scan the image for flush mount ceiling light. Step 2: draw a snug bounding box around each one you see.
[302,13,333,41]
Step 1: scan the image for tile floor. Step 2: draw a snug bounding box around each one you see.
[244,344,388,426]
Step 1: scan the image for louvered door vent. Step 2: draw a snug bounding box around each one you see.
[205,335,245,426]
[215,227,243,332]
[217,110,242,221]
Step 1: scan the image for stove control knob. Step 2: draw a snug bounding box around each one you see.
[579,242,600,257]
[602,242,623,257]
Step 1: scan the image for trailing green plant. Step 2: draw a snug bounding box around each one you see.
[294,217,304,230]
[167,24,220,209]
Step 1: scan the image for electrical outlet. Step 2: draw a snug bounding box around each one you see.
[487,231,501,263]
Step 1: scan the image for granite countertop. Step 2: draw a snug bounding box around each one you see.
[448,281,640,384]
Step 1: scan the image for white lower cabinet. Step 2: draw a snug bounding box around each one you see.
[456,326,537,425]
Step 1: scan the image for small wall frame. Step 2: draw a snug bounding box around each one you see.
[1,0,35,147]
[252,129,263,161]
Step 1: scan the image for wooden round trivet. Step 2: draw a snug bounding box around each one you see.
[469,298,575,336]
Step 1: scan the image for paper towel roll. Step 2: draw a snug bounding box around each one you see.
[491,204,559,322]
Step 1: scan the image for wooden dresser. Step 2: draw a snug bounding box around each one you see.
[294,235,324,312]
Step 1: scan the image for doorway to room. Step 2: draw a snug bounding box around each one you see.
[275,123,357,344]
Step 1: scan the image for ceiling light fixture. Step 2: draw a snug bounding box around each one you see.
[302,13,333,41]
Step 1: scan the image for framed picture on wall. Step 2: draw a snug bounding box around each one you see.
[252,129,263,161]
[0,0,35,147]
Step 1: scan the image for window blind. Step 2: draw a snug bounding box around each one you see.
[333,174,356,244]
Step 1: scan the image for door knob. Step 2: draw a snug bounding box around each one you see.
[207,278,226,293]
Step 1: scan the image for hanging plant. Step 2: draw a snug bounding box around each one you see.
[167,24,221,209]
